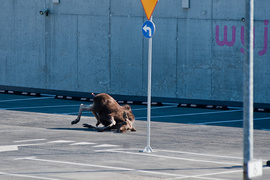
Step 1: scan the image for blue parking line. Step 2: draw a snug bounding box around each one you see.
[0,97,54,103]
[197,117,270,125]
[135,109,242,120]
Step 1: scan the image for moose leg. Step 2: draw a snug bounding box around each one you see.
[83,116,116,132]
[96,116,116,132]
[71,104,93,125]
[92,111,101,126]
[82,111,101,128]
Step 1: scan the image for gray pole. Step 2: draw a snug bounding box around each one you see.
[143,16,154,153]
[243,0,254,179]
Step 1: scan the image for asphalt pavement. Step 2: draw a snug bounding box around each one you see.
[0,93,270,180]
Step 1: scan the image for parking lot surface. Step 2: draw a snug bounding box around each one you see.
[0,93,269,180]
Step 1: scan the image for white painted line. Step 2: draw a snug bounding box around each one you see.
[95,148,142,152]
[95,148,242,160]
[17,143,46,147]
[69,142,96,146]
[93,144,120,148]
[16,157,187,178]
[47,140,75,144]
[0,96,54,103]
[175,169,243,180]
[95,149,241,166]
[192,177,227,180]
[0,171,63,180]
[197,117,270,125]
[175,176,227,180]
[16,156,250,180]
[0,143,46,152]
[14,156,37,160]
[0,145,18,152]
[14,139,46,143]
[136,109,242,120]
[156,149,243,160]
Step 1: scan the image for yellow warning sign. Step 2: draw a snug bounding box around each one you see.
[140,0,158,20]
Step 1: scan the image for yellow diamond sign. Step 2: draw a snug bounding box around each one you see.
[140,0,158,20]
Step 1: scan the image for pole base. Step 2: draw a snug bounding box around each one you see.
[142,146,154,153]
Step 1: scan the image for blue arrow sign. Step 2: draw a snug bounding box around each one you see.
[142,21,156,38]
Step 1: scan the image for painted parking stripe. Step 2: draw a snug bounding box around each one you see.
[47,140,75,144]
[15,157,187,178]
[176,169,243,180]
[69,142,96,146]
[16,156,245,180]
[156,149,243,160]
[14,139,46,143]
[0,145,18,152]
[1,143,48,152]
[92,144,120,148]
[95,149,241,166]
[0,171,63,180]
[178,167,270,180]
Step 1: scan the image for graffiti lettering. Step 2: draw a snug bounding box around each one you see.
[216,25,236,46]
[258,20,268,56]
[216,20,269,56]
[240,26,255,54]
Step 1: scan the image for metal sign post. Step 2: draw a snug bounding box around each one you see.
[140,0,158,153]
[243,0,254,177]
[243,0,262,179]
[143,17,154,153]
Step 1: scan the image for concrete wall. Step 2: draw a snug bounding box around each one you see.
[1,0,270,104]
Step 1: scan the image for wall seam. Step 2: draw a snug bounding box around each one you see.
[108,0,112,92]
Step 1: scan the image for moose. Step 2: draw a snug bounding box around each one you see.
[71,93,136,133]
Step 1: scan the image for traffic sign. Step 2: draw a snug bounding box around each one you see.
[140,0,158,20]
[142,21,156,38]
[140,0,159,154]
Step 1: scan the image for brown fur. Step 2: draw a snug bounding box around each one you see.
[71,93,136,133]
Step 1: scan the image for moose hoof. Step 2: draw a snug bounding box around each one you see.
[83,124,95,128]
[71,119,79,125]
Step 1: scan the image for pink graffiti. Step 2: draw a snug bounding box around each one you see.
[216,20,269,56]
[259,20,269,56]
[240,26,255,54]
[216,25,236,46]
